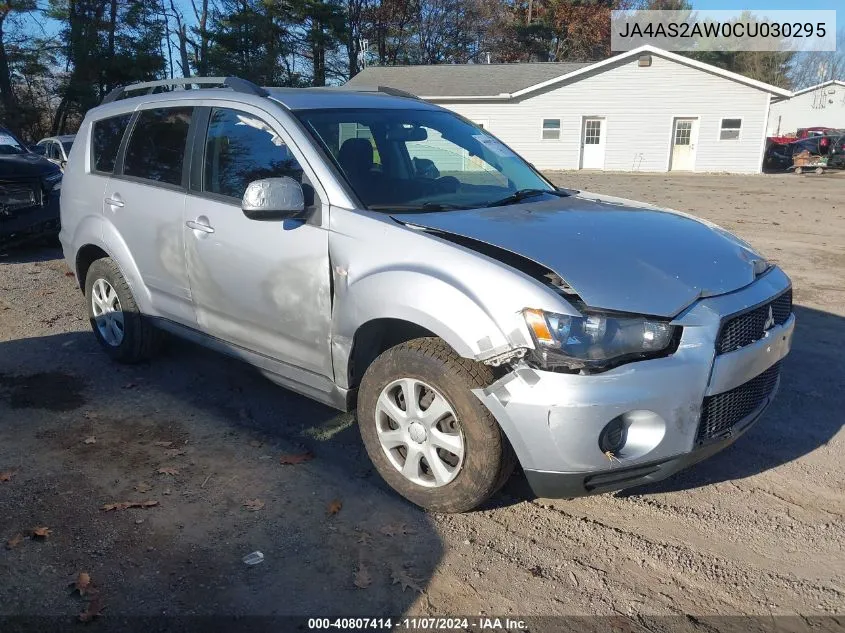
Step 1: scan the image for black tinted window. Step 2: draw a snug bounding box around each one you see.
[92,114,131,173]
[203,107,303,199]
[124,107,192,185]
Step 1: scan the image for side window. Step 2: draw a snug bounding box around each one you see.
[91,114,132,173]
[203,107,304,200]
[123,107,192,186]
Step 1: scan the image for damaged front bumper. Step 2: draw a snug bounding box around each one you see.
[473,267,794,499]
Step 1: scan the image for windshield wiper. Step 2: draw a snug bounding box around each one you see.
[369,202,471,213]
[485,188,570,208]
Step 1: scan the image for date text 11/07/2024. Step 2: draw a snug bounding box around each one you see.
[307,617,528,631]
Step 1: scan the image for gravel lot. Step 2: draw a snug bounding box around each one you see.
[0,172,843,625]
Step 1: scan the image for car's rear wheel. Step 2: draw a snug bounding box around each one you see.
[84,258,160,363]
[357,337,515,513]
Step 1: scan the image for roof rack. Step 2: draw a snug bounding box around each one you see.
[101,76,269,104]
[341,85,420,100]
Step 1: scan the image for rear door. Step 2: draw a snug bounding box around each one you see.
[102,106,196,326]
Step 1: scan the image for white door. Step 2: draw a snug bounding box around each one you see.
[581,118,605,169]
[670,118,698,171]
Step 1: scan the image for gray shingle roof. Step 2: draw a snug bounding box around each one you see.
[345,61,594,97]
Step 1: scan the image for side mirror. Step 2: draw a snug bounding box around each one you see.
[241,176,305,221]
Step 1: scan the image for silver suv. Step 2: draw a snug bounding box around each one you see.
[60,77,794,512]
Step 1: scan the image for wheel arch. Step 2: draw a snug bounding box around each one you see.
[332,270,511,395]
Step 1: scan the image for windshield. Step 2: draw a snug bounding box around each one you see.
[295,108,555,210]
[62,140,73,154]
[0,131,26,155]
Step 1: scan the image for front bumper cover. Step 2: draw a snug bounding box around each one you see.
[523,386,776,498]
[473,266,793,499]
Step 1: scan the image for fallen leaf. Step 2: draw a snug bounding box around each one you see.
[327,499,342,516]
[0,471,13,482]
[64,271,75,277]
[71,572,92,596]
[101,500,159,512]
[31,526,51,538]
[243,498,265,512]
[134,482,152,493]
[391,569,423,593]
[353,563,373,589]
[78,594,104,622]
[279,451,314,465]
[153,441,173,447]
[157,467,179,476]
[83,436,96,445]
[162,448,186,458]
[122,382,137,390]
[5,533,23,549]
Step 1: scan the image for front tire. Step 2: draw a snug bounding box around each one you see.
[84,258,160,363]
[357,337,515,513]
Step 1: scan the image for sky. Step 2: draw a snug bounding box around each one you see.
[693,0,843,29]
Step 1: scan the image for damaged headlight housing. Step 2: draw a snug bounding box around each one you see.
[523,308,678,370]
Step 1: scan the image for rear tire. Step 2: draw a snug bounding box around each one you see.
[84,258,160,363]
[357,337,515,513]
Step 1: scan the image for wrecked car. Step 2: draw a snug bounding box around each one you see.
[60,77,794,512]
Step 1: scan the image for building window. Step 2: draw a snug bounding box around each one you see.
[720,118,742,141]
[542,119,560,140]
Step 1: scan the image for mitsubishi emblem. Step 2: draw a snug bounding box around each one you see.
[763,305,775,331]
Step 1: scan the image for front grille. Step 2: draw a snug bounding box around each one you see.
[697,361,781,442]
[716,289,792,355]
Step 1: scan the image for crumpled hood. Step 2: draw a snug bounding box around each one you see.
[393,191,766,317]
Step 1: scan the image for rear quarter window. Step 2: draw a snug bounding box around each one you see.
[91,114,132,173]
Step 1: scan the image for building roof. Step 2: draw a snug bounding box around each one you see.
[346,45,792,101]
[345,61,593,97]
[790,80,845,97]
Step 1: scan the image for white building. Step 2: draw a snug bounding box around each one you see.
[767,80,845,136]
[346,45,791,174]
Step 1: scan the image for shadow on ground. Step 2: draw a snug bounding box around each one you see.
[0,328,442,619]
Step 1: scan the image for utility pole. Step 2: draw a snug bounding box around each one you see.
[527,0,533,24]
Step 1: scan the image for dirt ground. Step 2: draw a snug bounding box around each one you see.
[0,171,843,627]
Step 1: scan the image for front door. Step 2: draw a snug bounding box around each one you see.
[103,106,195,326]
[670,118,698,171]
[581,118,606,169]
[183,105,333,379]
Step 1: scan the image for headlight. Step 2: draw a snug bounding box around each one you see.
[523,308,678,370]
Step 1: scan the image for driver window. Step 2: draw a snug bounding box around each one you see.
[405,127,508,188]
[203,107,304,200]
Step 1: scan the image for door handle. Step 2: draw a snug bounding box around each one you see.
[186,219,215,234]
[104,197,124,208]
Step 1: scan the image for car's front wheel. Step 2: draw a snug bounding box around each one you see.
[84,257,160,363]
[357,337,515,513]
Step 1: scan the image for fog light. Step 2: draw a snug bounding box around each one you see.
[599,416,627,454]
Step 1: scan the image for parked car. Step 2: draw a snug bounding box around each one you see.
[60,77,794,512]
[0,125,62,250]
[35,134,75,170]
[763,134,843,171]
